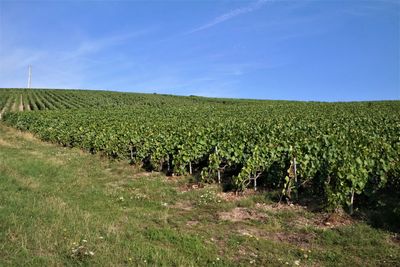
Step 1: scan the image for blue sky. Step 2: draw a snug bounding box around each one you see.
[0,0,399,101]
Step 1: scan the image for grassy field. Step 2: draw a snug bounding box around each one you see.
[0,123,399,266]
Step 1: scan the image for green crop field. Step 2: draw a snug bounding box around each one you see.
[0,88,399,266]
[2,88,399,210]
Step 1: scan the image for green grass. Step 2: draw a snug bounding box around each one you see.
[0,124,399,266]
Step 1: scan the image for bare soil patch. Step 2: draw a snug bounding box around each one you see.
[255,202,306,212]
[255,202,354,229]
[178,183,204,192]
[318,211,354,228]
[391,234,400,245]
[236,227,316,248]
[217,190,258,201]
[271,231,316,247]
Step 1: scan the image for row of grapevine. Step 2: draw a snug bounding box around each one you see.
[2,89,399,211]
[1,88,250,112]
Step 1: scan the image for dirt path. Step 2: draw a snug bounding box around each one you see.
[0,97,10,120]
[0,95,24,120]
[0,107,5,120]
[19,94,24,112]
[10,97,18,112]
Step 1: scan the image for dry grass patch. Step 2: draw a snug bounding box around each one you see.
[186,220,199,226]
[132,171,160,179]
[0,163,41,190]
[218,207,268,222]
[0,138,16,148]
[26,150,66,166]
[106,171,160,191]
[217,190,259,201]
[11,129,42,142]
[172,200,194,211]
[45,196,69,212]
[107,215,129,235]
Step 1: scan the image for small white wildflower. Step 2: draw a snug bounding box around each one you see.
[82,239,87,243]
[216,257,220,261]
[89,251,95,256]
[294,260,300,266]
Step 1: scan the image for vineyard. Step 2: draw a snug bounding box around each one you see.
[1,88,399,211]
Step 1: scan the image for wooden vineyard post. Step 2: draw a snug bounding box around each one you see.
[129,146,134,161]
[252,172,262,191]
[349,189,354,215]
[216,146,221,184]
[293,157,298,200]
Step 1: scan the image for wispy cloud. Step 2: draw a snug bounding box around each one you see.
[62,29,154,61]
[188,0,269,33]
[0,29,155,89]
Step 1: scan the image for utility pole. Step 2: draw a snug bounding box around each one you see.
[27,65,32,88]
